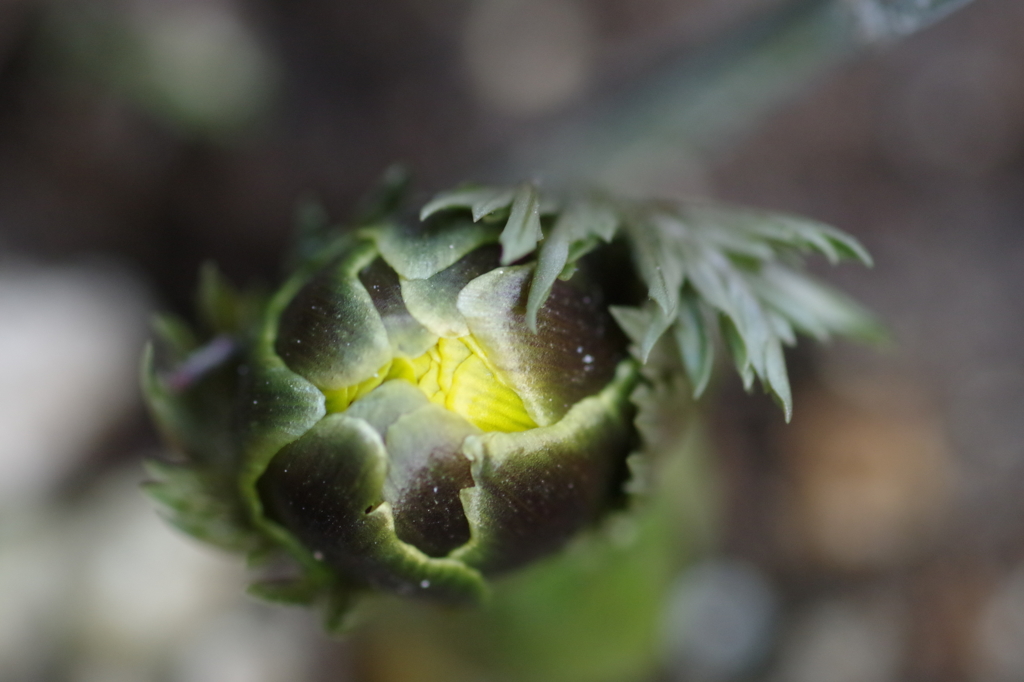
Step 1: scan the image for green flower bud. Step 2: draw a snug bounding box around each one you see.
[142,177,879,626]
[251,230,634,600]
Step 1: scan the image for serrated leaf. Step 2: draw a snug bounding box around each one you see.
[673,292,715,398]
[720,316,755,391]
[763,338,792,422]
[500,184,544,265]
[638,304,676,363]
[608,305,654,351]
[420,186,515,222]
[766,309,797,346]
[624,213,684,318]
[527,199,620,331]
[756,265,885,342]
[682,204,873,266]
[683,249,767,377]
[610,198,875,419]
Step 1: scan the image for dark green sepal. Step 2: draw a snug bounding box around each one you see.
[258,413,487,602]
[246,575,326,606]
[458,265,625,427]
[273,243,391,391]
[141,341,238,468]
[234,353,327,572]
[143,459,258,553]
[401,244,502,338]
[358,257,438,358]
[383,404,478,558]
[454,359,639,574]
[197,262,264,336]
[364,215,500,281]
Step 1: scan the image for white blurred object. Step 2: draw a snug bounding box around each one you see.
[0,466,323,682]
[463,0,596,117]
[974,564,1024,682]
[661,559,778,681]
[774,596,905,682]
[74,472,246,659]
[0,521,69,681]
[0,261,149,509]
[172,608,316,682]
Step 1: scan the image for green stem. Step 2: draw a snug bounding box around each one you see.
[497,0,975,188]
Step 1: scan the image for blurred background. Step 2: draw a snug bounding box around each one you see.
[1,0,1023,680]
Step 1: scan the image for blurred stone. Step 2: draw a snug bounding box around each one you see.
[72,470,247,663]
[973,563,1024,682]
[775,377,953,571]
[462,0,596,117]
[661,559,778,681]
[774,595,906,682]
[0,261,150,510]
[171,607,319,682]
[0,517,69,681]
[0,463,328,682]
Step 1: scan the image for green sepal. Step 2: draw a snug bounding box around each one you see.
[235,352,327,573]
[383,404,479,558]
[364,216,499,281]
[247,575,326,606]
[143,459,258,553]
[459,265,624,427]
[140,342,237,467]
[400,244,501,339]
[197,262,263,336]
[272,240,392,391]
[453,359,639,574]
[359,257,439,358]
[258,413,488,602]
[150,313,198,359]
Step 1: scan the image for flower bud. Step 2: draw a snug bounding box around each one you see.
[143,179,878,623]
[248,229,634,600]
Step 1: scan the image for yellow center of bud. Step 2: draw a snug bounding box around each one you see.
[323,337,537,433]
